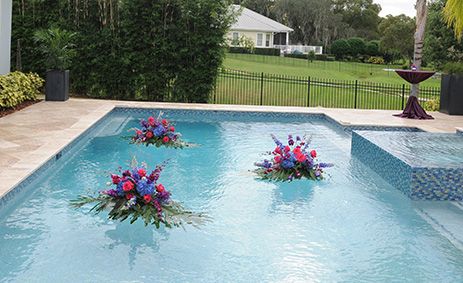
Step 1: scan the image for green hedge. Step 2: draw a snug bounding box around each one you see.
[0,72,44,109]
[228,47,280,56]
[284,53,307,59]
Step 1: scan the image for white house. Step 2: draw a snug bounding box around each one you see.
[0,0,12,75]
[228,5,293,48]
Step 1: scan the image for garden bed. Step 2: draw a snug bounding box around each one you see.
[0,99,42,118]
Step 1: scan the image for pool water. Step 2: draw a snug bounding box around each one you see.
[357,131,463,168]
[1,109,463,282]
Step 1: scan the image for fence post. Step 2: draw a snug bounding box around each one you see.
[260,72,264,105]
[307,76,311,107]
[354,80,358,109]
[401,84,405,110]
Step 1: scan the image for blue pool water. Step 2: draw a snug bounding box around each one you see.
[1,109,463,282]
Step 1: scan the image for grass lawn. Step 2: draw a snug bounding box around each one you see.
[223,53,441,88]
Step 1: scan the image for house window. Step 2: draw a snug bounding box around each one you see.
[232,32,239,46]
[256,33,263,47]
[265,34,270,47]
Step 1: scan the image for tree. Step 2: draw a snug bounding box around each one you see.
[332,0,382,39]
[331,39,350,59]
[347,37,366,56]
[379,14,415,60]
[443,0,463,40]
[424,0,463,69]
[365,40,380,56]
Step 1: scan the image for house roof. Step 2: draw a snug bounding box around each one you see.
[230,5,293,33]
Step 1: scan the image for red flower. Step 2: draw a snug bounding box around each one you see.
[111,174,121,184]
[284,146,290,152]
[138,168,146,177]
[136,130,142,136]
[169,126,175,132]
[146,131,154,139]
[162,136,170,143]
[162,119,168,126]
[293,146,301,154]
[156,184,165,193]
[143,194,152,203]
[310,150,317,158]
[274,155,282,163]
[148,116,155,126]
[126,193,134,200]
[274,146,281,154]
[122,181,134,192]
[296,153,307,162]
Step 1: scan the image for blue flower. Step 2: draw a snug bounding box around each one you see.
[116,182,125,196]
[281,159,295,169]
[153,125,166,137]
[136,179,154,196]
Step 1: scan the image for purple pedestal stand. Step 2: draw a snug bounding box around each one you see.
[394,70,436,120]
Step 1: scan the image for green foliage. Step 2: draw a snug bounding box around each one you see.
[347,37,366,56]
[379,14,415,60]
[234,35,255,53]
[308,50,316,62]
[365,40,380,56]
[70,194,207,228]
[12,0,234,103]
[367,56,385,64]
[423,97,440,112]
[34,28,77,70]
[254,48,281,56]
[442,62,463,74]
[424,0,463,69]
[331,39,350,59]
[0,72,44,109]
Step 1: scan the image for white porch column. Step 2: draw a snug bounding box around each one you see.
[285,32,289,46]
[0,0,13,75]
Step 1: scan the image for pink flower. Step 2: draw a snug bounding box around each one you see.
[162,136,170,143]
[293,146,301,154]
[146,131,153,139]
[274,155,282,163]
[138,168,146,177]
[144,194,152,203]
[111,174,121,184]
[156,184,165,193]
[136,130,142,136]
[310,150,317,158]
[274,146,281,154]
[284,146,290,152]
[296,153,307,162]
[123,181,134,192]
[169,126,175,132]
[162,119,168,126]
[148,116,155,126]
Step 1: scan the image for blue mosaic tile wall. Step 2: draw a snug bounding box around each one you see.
[352,131,463,201]
[351,132,412,196]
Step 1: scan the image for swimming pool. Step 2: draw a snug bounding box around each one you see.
[1,108,463,282]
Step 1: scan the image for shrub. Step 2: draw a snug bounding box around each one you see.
[423,97,440,111]
[284,53,307,59]
[331,39,350,59]
[307,50,316,62]
[347,37,366,56]
[367,56,385,64]
[254,48,280,56]
[34,28,77,70]
[315,54,328,61]
[326,56,336,61]
[229,47,253,54]
[0,72,44,108]
[365,40,380,56]
[442,62,463,74]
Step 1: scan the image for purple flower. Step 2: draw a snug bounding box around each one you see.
[102,189,118,197]
[156,190,171,203]
[281,159,295,169]
[153,125,166,137]
[136,179,155,196]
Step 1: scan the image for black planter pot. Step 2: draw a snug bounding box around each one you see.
[440,74,463,115]
[45,70,69,101]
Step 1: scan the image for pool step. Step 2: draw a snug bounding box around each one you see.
[415,201,463,252]
[94,116,132,137]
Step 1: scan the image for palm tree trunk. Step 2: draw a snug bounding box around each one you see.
[411,0,428,97]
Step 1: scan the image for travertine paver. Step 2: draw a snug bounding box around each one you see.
[1,98,462,198]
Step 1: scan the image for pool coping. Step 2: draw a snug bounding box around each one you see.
[0,99,461,203]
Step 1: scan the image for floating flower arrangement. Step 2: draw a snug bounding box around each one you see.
[131,112,193,148]
[71,160,205,228]
[254,134,333,182]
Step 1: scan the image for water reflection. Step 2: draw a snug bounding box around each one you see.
[269,181,314,214]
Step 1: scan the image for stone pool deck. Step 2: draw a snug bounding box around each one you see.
[1,98,463,198]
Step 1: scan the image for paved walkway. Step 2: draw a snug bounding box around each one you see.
[1,98,462,198]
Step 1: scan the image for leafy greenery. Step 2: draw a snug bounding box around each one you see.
[0,72,44,109]
[443,0,463,41]
[12,0,234,102]
[423,97,440,112]
[70,194,206,228]
[34,28,76,70]
[347,37,366,56]
[331,39,350,59]
[442,62,463,74]
[378,14,415,61]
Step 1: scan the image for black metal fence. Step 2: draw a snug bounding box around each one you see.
[211,68,440,110]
